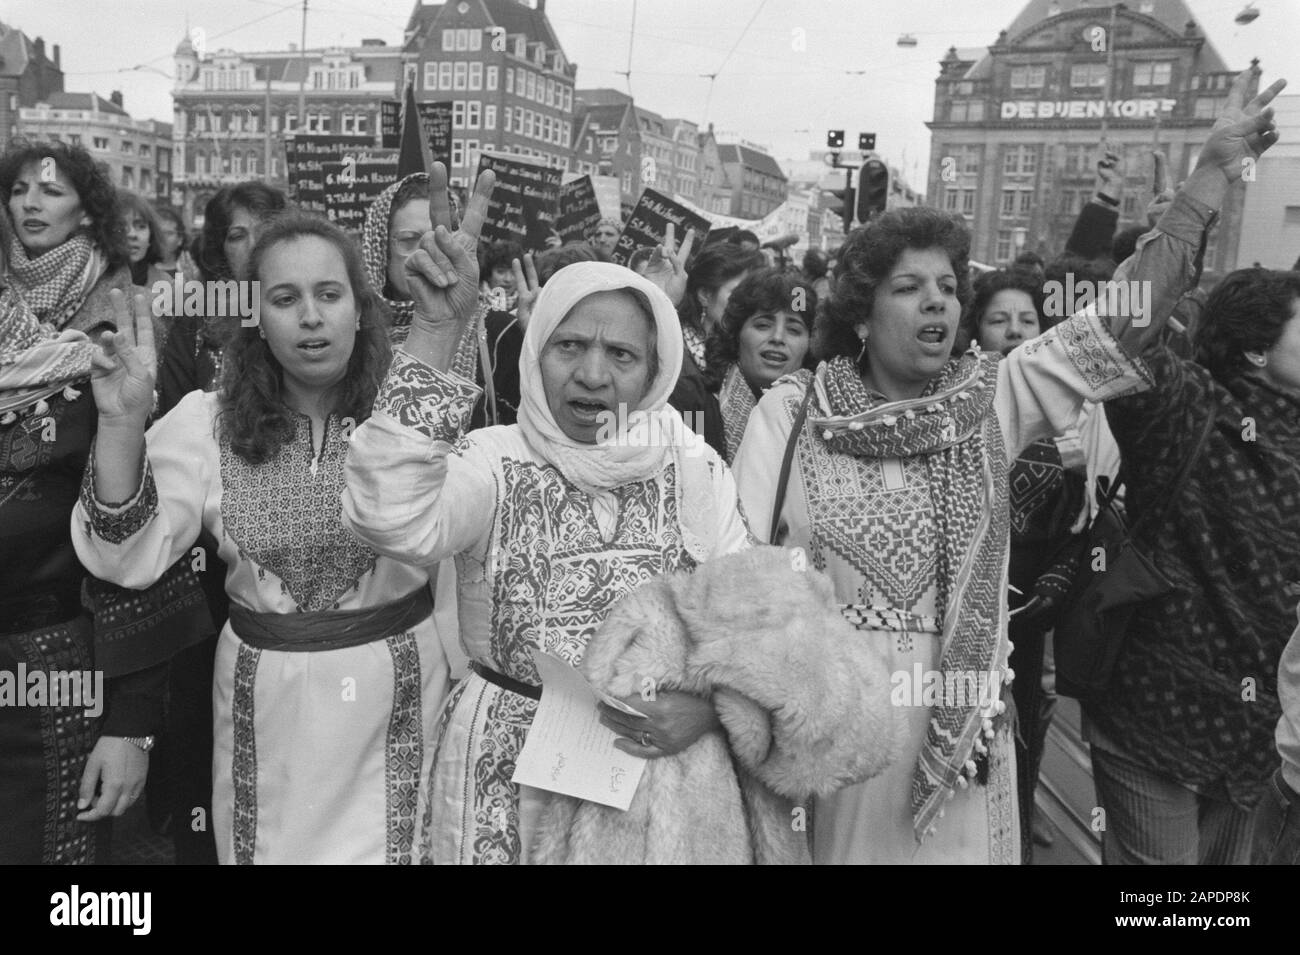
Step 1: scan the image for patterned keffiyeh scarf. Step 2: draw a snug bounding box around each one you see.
[718,363,757,464]
[682,325,706,370]
[0,233,104,416]
[813,350,1009,841]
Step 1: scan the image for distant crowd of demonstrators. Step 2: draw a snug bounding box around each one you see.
[2,68,1297,866]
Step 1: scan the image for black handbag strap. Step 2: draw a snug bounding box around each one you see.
[769,385,815,545]
[1124,407,1217,540]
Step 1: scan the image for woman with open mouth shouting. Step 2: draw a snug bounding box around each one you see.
[730,71,1284,865]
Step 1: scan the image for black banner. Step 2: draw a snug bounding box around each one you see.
[612,187,712,266]
[416,101,454,167]
[475,152,563,252]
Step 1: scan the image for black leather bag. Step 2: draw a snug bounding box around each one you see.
[1054,410,1216,701]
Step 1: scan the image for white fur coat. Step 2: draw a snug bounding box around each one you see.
[531,546,901,864]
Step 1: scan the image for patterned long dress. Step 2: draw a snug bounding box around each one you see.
[733,307,1151,863]
[343,356,754,864]
[72,391,450,864]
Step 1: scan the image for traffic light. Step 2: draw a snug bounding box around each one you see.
[857,158,889,224]
[827,129,845,149]
[824,170,854,233]
[859,132,876,151]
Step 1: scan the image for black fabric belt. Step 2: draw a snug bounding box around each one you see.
[0,587,86,636]
[470,660,542,700]
[229,585,433,652]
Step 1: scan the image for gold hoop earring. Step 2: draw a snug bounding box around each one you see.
[1246,352,1267,368]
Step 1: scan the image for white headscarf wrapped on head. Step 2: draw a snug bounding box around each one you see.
[517,261,689,497]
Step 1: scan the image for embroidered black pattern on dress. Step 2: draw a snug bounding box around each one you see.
[14,621,99,864]
[471,686,534,865]
[218,416,377,612]
[375,351,482,442]
[79,443,158,545]
[232,643,260,865]
[384,631,423,865]
[1037,309,1150,397]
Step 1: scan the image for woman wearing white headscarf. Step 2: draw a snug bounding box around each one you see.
[343,167,755,863]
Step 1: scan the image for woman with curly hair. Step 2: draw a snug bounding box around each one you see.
[73,213,456,864]
[703,267,817,462]
[0,139,198,863]
[730,78,1279,863]
[117,190,168,292]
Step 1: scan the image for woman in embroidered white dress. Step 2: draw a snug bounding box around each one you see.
[72,213,457,864]
[342,167,755,864]
[731,95,1279,863]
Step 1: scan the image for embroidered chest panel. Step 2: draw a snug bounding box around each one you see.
[799,433,939,611]
[218,416,377,611]
[489,459,691,682]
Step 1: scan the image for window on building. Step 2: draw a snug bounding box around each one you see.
[1010,65,1046,89]
[469,29,482,51]
[526,72,536,100]
[425,61,438,90]
[451,139,464,167]
[504,108,513,133]
[487,66,498,91]
[622,170,632,193]
[546,78,555,106]
[995,230,1013,263]
[562,121,570,148]
[1062,144,1089,175]
[68,133,82,146]
[453,101,466,128]
[1070,63,1107,88]
[121,141,133,155]
[455,29,468,51]
[438,62,452,90]
[506,68,514,94]
[1000,188,1018,217]
[1122,194,1138,217]
[467,101,481,129]
[470,62,483,90]
[140,169,152,192]
[961,190,975,215]
[231,112,243,132]
[247,153,258,176]
[1133,61,1172,87]
[944,188,960,212]
[93,136,109,150]
[232,153,243,175]
[246,114,259,133]
[196,153,207,175]
[466,139,480,169]
[453,62,467,90]
[1018,189,1033,216]
[1003,145,1036,175]
[271,155,279,177]
[1193,97,1219,120]
[485,105,497,130]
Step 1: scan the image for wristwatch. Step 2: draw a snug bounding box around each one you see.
[122,735,156,753]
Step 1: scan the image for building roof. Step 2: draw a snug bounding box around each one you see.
[186,46,404,86]
[717,143,786,180]
[0,21,37,77]
[1002,0,1229,71]
[405,1,562,54]
[45,91,128,116]
[577,87,632,107]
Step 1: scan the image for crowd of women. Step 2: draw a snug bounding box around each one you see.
[2,68,1296,866]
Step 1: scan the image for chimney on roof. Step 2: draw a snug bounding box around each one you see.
[1185,20,1199,37]
[34,37,45,60]
[361,38,386,46]
[110,90,123,109]
[52,44,60,68]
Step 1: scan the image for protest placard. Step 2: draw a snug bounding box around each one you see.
[321,149,399,232]
[416,101,454,167]
[612,187,712,266]
[556,176,603,243]
[476,152,563,251]
[285,135,374,214]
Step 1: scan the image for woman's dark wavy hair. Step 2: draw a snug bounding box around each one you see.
[815,207,972,364]
[1195,268,1300,383]
[199,181,288,281]
[703,267,817,389]
[677,243,764,336]
[117,189,165,265]
[219,213,392,466]
[481,239,524,277]
[956,266,1047,353]
[0,138,128,269]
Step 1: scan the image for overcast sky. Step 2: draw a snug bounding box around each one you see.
[7,0,1295,190]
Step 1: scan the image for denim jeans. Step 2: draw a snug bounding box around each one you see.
[1250,769,1300,865]
[1090,742,1256,865]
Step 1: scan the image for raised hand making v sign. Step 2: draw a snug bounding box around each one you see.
[399,161,496,374]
